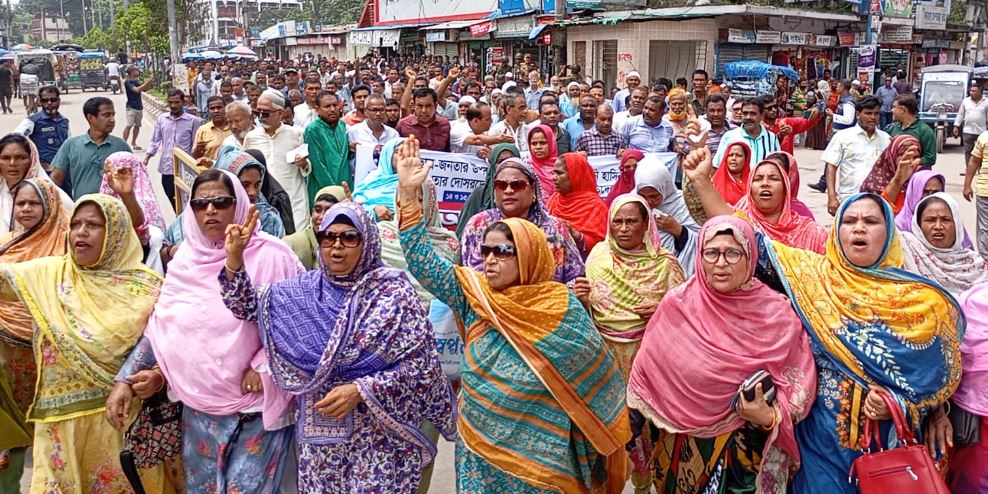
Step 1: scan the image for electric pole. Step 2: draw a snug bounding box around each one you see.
[81,0,87,33]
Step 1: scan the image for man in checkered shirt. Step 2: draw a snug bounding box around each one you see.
[574,104,621,157]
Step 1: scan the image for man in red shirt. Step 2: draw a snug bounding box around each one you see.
[397,87,451,152]
[762,95,826,155]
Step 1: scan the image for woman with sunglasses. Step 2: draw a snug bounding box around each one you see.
[3,194,168,492]
[457,142,519,237]
[395,135,630,494]
[627,215,816,494]
[162,148,287,267]
[459,157,585,283]
[108,169,300,492]
[216,198,455,492]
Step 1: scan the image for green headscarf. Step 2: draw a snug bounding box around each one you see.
[455,143,520,238]
[282,185,347,270]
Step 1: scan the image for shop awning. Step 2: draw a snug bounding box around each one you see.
[421,20,488,31]
[529,24,549,40]
[595,4,860,22]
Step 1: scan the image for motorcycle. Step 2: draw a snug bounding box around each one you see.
[108,75,120,94]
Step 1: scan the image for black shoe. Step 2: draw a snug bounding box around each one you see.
[808,182,826,193]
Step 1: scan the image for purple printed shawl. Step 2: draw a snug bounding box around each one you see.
[257,202,456,460]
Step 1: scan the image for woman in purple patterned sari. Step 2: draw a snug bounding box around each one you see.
[219,200,457,492]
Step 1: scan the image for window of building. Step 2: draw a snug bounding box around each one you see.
[593,40,617,94]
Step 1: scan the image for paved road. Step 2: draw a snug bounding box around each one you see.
[2,88,976,493]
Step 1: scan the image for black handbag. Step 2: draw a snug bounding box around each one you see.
[119,388,183,493]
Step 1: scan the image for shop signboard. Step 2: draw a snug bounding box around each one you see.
[838,32,861,46]
[727,29,756,44]
[881,25,913,43]
[915,4,948,31]
[470,21,495,37]
[494,15,533,38]
[812,35,836,47]
[858,45,877,70]
[487,46,505,65]
[882,0,912,18]
[781,32,809,45]
[756,30,781,44]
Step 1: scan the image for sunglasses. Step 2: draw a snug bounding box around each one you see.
[40,97,59,103]
[316,230,363,248]
[480,243,517,260]
[253,110,275,118]
[493,179,530,192]
[189,196,236,212]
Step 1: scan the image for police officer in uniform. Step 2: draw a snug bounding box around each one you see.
[13,85,71,193]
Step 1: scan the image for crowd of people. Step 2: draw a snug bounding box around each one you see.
[0,52,985,494]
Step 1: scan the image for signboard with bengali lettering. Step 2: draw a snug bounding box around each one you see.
[915,4,948,31]
[781,32,809,45]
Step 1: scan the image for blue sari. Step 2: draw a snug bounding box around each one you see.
[753,193,964,493]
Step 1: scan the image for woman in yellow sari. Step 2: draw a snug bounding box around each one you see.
[396,136,630,494]
[0,194,166,493]
[0,178,68,490]
[573,193,685,493]
[681,148,964,494]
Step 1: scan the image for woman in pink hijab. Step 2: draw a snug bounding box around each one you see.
[948,283,988,493]
[627,215,817,493]
[526,124,559,196]
[108,169,301,492]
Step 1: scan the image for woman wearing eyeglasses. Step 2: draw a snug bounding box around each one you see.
[682,147,963,494]
[395,135,630,494]
[217,198,455,492]
[108,169,300,492]
[459,157,585,283]
[627,215,816,494]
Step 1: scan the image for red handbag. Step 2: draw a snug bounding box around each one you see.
[848,392,948,494]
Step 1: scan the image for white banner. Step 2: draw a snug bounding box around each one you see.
[353,148,680,228]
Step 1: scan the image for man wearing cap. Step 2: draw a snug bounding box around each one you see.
[561,82,581,118]
[244,88,309,231]
[611,71,642,114]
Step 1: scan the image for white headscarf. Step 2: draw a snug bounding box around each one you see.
[634,156,700,277]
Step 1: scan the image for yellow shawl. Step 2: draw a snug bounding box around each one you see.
[0,194,161,423]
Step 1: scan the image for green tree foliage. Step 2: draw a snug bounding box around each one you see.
[114,2,168,53]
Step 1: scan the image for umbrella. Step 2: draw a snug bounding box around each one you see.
[10,43,33,51]
[181,52,205,61]
[227,45,256,57]
[201,50,223,60]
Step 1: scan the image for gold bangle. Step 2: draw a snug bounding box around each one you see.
[761,409,779,431]
[224,261,243,273]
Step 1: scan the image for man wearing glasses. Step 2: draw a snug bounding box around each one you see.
[244,88,309,231]
[347,93,398,148]
[144,89,202,209]
[15,86,70,179]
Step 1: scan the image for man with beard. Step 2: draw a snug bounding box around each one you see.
[712,97,780,169]
[761,94,823,155]
[306,90,353,202]
[192,95,231,161]
[384,98,402,127]
[220,101,254,150]
[244,89,309,230]
[574,104,621,156]
[611,71,642,113]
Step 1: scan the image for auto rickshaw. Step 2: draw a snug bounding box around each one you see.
[79,51,107,91]
[918,64,973,153]
[16,50,56,113]
[55,50,81,92]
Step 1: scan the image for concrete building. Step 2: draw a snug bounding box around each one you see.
[30,15,71,43]
[194,0,303,47]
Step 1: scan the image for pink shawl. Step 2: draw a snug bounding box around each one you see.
[627,215,817,489]
[145,169,301,428]
[735,160,827,254]
[527,124,558,197]
[99,151,167,229]
[956,283,988,416]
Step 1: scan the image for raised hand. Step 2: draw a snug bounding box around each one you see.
[106,166,135,196]
[395,135,431,190]
[681,146,713,183]
[224,205,259,271]
[341,181,353,202]
[448,66,461,79]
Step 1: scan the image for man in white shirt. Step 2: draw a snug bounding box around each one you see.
[244,89,309,231]
[823,96,891,216]
[450,102,513,156]
[293,75,323,128]
[954,83,988,166]
[489,93,530,156]
[105,60,121,79]
[347,93,399,148]
[613,86,649,136]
